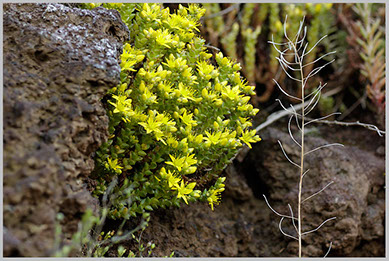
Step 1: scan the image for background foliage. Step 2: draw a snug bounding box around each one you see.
[199,3,385,126]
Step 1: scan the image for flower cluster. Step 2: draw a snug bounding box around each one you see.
[87,3,260,219]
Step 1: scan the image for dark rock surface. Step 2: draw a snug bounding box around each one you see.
[3,3,128,256]
[244,126,385,257]
[129,125,384,257]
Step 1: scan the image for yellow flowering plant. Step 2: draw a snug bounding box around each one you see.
[85,3,260,219]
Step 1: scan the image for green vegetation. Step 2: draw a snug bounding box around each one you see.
[202,3,336,103]
[353,3,385,126]
[52,180,149,257]
[84,3,260,220]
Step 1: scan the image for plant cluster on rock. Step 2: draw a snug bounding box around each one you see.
[84,3,260,220]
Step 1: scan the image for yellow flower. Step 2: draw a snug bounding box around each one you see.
[159,167,181,188]
[207,190,222,211]
[204,130,222,147]
[109,95,132,114]
[239,129,261,149]
[165,154,197,173]
[106,157,122,173]
[165,154,186,172]
[179,109,197,126]
[172,181,196,204]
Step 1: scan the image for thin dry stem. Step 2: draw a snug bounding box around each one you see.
[288,115,301,148]
[296,43,304,259]
[266,16,341,258]
[302,181,334,203]
[304,143,344,156]
[288,204,299,234]
[324,242,333,258]
[279,217,299,241]
[301,217,337,236]
[263,194,298,221]
[301,169,310,179]
[277,140,301,169]
[304,112,341,126]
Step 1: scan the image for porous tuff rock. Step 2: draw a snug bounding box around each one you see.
[3,3,129,256]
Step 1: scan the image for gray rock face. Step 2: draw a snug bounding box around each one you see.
[3,3,128,256]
